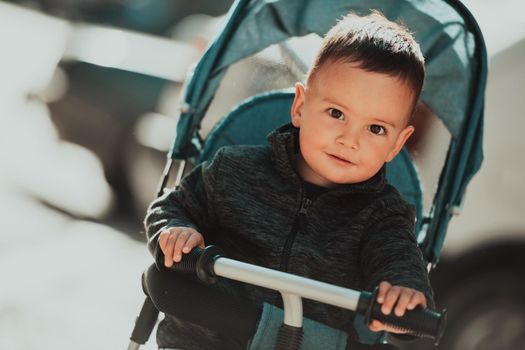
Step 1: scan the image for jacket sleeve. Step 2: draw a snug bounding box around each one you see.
[144,149,225,266]
[358,194,435,310]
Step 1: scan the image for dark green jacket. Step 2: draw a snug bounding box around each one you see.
[145,124,434,347]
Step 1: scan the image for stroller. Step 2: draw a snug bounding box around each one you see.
[128,0,487,348]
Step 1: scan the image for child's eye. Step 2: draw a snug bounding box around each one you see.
[328,108,345,120]
[368,124,386,135]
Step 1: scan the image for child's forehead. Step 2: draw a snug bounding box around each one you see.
[307,61,415,124]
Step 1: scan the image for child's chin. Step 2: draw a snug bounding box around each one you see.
[324,170,359,182]
[334,175,370,185]
[325,176,357,186]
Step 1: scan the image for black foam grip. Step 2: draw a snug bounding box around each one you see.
[357,288,446,344]
[165,245,224,284]
[275,324,303,350]
[167,247,204,274]
[369,303,446,340]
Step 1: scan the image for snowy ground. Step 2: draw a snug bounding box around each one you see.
[0,183,158,350]
[0,4,194,349]
[0,6,160,345]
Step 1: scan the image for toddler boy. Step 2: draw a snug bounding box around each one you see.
[146,10,433,350]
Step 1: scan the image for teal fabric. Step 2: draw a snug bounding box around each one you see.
[248,303,348,350]
[195,91,295,165]
[167,0,487,265]
[386,149,423,235]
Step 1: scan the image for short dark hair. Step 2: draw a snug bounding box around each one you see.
[307,11,425,113]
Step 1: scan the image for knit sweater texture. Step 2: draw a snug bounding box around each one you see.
[145,124,434,348]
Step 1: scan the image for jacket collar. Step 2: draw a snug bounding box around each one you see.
[267,123,386,194]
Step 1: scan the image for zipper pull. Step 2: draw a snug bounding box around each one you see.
[299,198,312,215]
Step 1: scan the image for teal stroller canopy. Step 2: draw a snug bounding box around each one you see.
[167,0,487,265]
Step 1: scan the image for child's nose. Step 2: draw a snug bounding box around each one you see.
[336,127,360,150]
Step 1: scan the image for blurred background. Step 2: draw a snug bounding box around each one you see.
[0,1,524,349]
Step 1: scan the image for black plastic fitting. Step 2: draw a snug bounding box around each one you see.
[129,296,159,344]
[275,324,303,350]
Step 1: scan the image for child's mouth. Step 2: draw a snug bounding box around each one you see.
[327,153,354,165]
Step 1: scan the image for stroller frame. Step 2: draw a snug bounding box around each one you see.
[128,0,487,348]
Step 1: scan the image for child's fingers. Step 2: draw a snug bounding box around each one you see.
[394,290,414,316]
[183,232,204,253]
[368,319,385,332]
[370,320,410,334]
[381,286,402,315]
[163,231,180,267]
[407,292,427,310]
[376,281,391,304]
[158,230,170,250]
[173,229,192,262]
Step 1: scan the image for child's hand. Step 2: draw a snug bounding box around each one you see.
[368,281,427,334]
[158,227,205,267]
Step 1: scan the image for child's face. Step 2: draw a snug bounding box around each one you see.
[291,61,415,187]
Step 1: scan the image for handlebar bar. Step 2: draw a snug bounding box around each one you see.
[163,245,446,344]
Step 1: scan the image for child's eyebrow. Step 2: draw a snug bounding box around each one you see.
[322,97,351,112]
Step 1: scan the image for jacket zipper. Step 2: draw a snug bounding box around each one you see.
[279,195,312,272]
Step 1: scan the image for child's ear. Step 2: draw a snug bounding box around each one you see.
[385,125,415,162]
[290,82,306,127]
